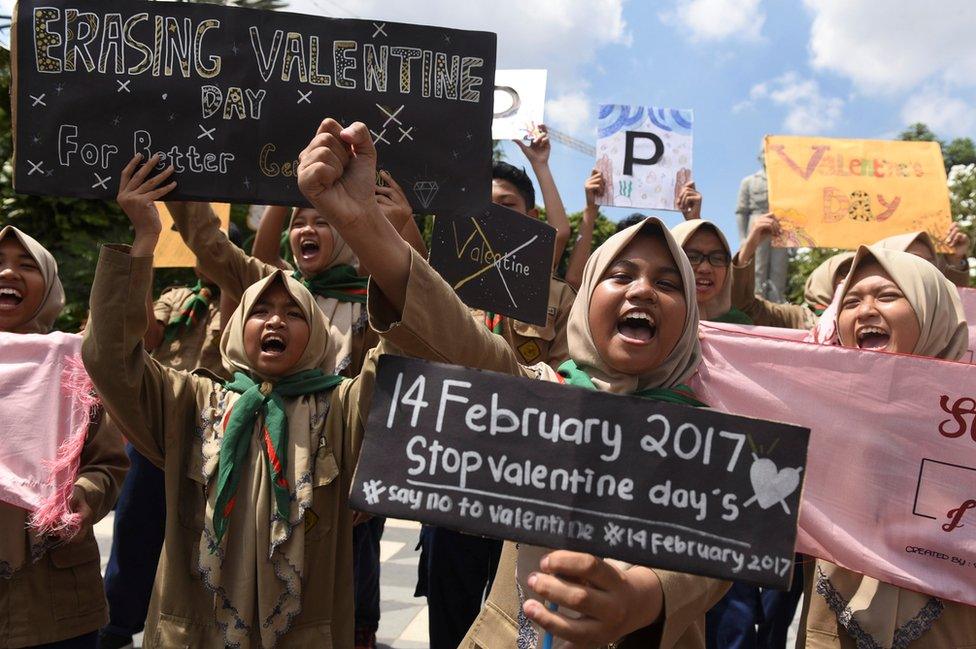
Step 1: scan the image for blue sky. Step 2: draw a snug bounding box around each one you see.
[280,0,976,247]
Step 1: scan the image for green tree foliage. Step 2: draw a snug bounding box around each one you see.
[898,122,976,171]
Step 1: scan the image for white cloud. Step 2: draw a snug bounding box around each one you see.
[545,92,592,136]
[660,0,764,42]
[746,72,843,134]
[901,87,976,138]
[804,0,976,93]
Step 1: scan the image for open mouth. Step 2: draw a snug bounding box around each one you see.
[0,287,24,310]
[856,326,890,351]
[617,310,657,344]
[299,238,320,261]
[695,278,714,294]
[260,333,287,355]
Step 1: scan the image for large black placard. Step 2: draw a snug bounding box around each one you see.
[351,356,811,588]
[429,203,555,326]
[12,0,495,212]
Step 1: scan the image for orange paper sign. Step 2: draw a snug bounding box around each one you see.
[764,135,951,249]
[154,202,230,267]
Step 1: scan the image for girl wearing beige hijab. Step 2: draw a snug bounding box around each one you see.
[671,219,752,324]
[82,177,399,647]
[0,225,127,648]
[798,246,975,648]
[295,119,730,648]
[874,229,971,287]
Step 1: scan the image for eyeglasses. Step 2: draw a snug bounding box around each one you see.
[685,251,731,267]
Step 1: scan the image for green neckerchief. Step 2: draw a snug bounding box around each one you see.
[212,369,346,549]
[163,281,214,342]
[484,312,504,335]
[710,308,753,325]
[292,265,369,304]
[556,359,706,407]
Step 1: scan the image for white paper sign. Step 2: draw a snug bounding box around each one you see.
[595,105,694,211]
[492,69,548,140]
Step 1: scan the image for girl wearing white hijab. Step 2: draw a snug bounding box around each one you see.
[296,119,729,648]
[799,246,975,648]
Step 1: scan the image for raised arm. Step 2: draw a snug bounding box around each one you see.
[940,222,971,287]
[566,169,604,290]
[516,125,571,268]
[251,204,292,268]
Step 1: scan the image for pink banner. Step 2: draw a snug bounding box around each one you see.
[958,287,976,364]
[691,323,976,606]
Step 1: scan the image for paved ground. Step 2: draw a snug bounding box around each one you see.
[94,515,799,648]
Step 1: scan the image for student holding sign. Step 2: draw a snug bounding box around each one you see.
[295,118,728,648]
[875,228,972,287]
[797,245,976,647]
[0,226,127,649]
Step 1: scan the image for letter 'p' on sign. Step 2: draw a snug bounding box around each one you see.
[595,105,693,212]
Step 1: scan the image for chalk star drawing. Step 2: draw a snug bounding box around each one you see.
[412,180,439,209]
[452,150,460,160]
[297,90,312,104]
[161,93,168,100]
[54,83,64,95]
[116,79,131,93]
[372,22,387,38]
[398,126,414,142]
[168,113,176,122]
[362,479,386,506]
[376,104,404,127]
[466,132,473,140]
[112,115,121,126]
[604,522,624,546]
[231,43,239,55]
[27,160,45,176]
[91,173,111,190]
[443,34,452,44]
[44,169,54,177]
[452,217,539,308]
[370,128,390,146]
[198,125,216,141]
[243,177,252,189]
[29,93,46,107]
[742,453,802,515]
[31,134,41,144]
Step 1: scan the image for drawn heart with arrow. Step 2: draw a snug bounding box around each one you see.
[747,457,801,511]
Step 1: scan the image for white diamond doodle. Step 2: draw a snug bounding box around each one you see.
[742,454,801,514]
[412,180,439,209]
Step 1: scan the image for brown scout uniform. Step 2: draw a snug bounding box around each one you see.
[151,285,225,376]
[0,414,127,648]
[470,277,575,370]
[82,245,396,648]
[165,202,378,378]
[369,249,731,649]
[731,253,817,330]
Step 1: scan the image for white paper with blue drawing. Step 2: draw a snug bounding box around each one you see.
[594,105,694,211]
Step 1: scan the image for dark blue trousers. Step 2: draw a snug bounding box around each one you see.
[353,516,386,630]
[415,526,502,649]
[102,445,166,639]
[30,632,98,648]
[706,560,804,649]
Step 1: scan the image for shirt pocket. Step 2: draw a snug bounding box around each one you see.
[305,446,340,541]
[48,538,105,620]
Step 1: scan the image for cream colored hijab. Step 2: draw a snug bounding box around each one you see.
[0,226,65,333]
[820,245,967,648]
[567,217,701,394]
[202,271,332,648]
[875,231,937,261]
[670,219,734,320]
[290,209,364,375]
[803,251,855,311]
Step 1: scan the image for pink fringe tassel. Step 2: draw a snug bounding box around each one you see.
[28,355,101,538]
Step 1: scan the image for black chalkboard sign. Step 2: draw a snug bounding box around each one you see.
[12,0,495,212]
[428,203,555,326]
[351,355,811,589]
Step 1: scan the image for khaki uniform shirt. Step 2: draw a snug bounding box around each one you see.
[0,413,127,647]
[731,253,817,330]
[151,285,225,377]
[370,249,730,649]
[469,278,575,370]
[82,246,383,649]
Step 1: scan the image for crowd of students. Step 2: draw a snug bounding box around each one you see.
[1,113,974,649]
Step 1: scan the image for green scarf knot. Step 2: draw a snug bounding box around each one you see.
[556,359,706,407]
[163,281,214,341]
[293,265,369,304]
[211,368,346,549]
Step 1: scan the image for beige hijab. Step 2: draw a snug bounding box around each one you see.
[567,217,702,394]
[520,218,702,647]
[0,226,65,333]
[671,219,733,320]
[820,245,967,648]
[803,251,855,311]
[875,231,938,261]
[291,210,365,375]
[199,271,332,648]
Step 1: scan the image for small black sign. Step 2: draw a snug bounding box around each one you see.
[429,203,555,326]
[351,355,811,589]
[12,0,495,212]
